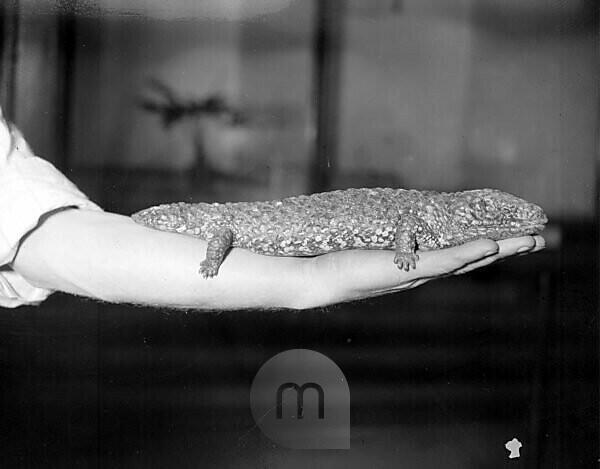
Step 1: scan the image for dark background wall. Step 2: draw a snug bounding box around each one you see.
[3,1,597,216]
[4,0,592,217]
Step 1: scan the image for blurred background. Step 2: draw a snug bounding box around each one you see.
[0,0,597,467]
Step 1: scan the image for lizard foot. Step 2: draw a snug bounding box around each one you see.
[394,252,419,271]
[199,260,220,278]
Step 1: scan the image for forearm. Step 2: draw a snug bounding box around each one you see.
[11,209,316,310]
[9,208,543,311]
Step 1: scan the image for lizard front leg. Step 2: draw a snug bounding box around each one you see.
[199,227,234,278]
[393,215,423,271]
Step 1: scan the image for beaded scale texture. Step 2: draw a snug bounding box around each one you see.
[132,187,548,278]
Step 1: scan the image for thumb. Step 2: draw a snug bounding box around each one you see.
[416,239,499,277]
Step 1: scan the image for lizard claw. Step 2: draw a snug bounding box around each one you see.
[199,260,219,278]
[394,252,419,271]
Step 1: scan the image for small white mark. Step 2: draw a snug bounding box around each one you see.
[505,438,522,459]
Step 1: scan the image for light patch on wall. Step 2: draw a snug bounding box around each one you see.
[20,0,295,20]
[468,127,519,165]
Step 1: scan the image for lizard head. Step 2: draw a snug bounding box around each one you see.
[449,189,547,241]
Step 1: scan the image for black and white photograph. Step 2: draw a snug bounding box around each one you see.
[0,0,597,467]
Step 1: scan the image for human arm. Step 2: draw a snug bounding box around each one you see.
[10,207,544,310]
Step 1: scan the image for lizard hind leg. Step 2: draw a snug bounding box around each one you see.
[199,228,234,278]
[393,216,421,271]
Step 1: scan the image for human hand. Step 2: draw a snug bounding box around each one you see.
[307,235,546,305]
[10,207,546,310]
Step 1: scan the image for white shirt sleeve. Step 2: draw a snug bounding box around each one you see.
[0,108,103,308]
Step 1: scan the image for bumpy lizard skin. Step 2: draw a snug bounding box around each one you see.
[131,188,548,278]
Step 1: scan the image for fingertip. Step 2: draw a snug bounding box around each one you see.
[457,239,499,259]
[531,235,546,252]
[496,236,539,257]
[481,240,500,255]
[518,236,537,251]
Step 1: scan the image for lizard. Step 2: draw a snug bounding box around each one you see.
[131,188,548,278]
